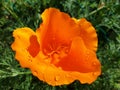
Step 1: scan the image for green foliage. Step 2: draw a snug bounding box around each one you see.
[0,0,120,90]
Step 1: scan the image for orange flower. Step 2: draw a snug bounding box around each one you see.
[11,8,101,86]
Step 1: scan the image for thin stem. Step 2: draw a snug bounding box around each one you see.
[0,71,31,79]
[85,5,106,18]
[84,0,89,17]
[16,71,32,75]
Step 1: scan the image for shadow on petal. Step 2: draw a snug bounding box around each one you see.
[27,35,40,57]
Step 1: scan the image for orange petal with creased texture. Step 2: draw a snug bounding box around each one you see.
[57,37,101,73]
[73,18,98,51]
[29,54,100,86]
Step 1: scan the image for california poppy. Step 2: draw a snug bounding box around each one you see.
[11,8,101,86]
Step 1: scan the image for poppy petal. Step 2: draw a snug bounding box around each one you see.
[30,53,100,85]
[37,8,78,54]
[68,71,101,84]
[30,59,72,86]
[11,27,40,67]
[57,37,101,73]
[73,18,98,52]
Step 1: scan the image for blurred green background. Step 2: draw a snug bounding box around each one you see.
[0,0,120,90]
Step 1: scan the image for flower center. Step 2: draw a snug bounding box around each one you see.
[45,45,70,65]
